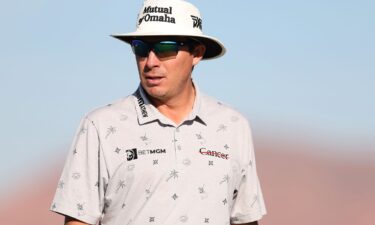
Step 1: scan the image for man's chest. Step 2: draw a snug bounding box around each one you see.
[99,121,246,220]
[101,121,243,181]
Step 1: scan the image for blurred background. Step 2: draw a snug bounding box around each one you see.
[0,0,374,224]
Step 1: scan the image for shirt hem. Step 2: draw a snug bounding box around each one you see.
[50,207,99,225]
[230,212,266,224]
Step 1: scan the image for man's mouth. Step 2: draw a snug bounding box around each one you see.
[144,75,165,85]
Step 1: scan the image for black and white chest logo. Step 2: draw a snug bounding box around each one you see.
[126,148,138,161]
[126,148,167,161]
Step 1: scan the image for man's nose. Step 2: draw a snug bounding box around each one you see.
[145,50,160,68]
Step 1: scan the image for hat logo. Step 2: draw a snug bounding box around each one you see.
[138,5,176,25]
[191,15,202,30]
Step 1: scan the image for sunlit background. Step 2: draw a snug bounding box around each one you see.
[0,1,374,225]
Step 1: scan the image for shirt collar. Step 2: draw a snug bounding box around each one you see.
[185,83,207,125]
[132,85,159,125]
[132,83,208,127]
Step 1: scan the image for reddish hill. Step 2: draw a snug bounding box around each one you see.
[1,137,374,225]
[0,167,64,225]
[255,136,375,225]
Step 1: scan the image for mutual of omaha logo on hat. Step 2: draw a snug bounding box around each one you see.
[111,0,226,60]
[138,5,176,25]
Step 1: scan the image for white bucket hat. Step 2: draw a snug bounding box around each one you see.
[111,0,226,60]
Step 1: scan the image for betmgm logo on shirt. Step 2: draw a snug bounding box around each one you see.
[126,148,138,161]
[126,148,167,161]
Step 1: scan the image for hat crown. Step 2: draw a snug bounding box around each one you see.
[135,0,203,35]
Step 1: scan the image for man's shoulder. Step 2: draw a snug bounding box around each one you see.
[200,92,249,123]
[84,95,136,122]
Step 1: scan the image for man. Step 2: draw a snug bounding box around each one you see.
[50,0,266,225]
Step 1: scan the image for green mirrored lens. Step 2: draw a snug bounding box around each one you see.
[153,41,179,58]
[131,40,181,58]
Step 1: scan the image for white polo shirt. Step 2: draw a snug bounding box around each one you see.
[50,85,266,225]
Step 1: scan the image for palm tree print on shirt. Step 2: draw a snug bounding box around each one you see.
[79,127,87,135]
[140,133,152,145]
[217,124,227,132]
[106,126,117,139]
[145,187,152,200]
[120,114,128,121]
[198,185,208,199]
[196,132,206,145]
[166,169,179,181]
[182,158,191,166]
[219,174,230,184]
[116,180,126,193]
[77,203,85,216]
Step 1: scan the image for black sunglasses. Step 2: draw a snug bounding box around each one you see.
[131,40,191,59]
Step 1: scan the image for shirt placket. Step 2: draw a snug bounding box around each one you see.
[172,126,182,166]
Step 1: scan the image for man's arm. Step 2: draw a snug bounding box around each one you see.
[64,216,91,225]
[231,222,258,225]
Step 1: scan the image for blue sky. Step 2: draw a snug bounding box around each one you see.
[0,0,374,193]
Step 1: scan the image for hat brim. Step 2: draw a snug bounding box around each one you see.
[111,32,226,60]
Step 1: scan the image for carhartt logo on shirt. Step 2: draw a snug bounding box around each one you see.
[199,148,229,160]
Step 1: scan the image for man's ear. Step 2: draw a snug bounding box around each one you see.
[192,44,206,65]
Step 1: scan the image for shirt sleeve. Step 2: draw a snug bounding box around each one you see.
[50,116,108,225]
[230,121,266,224]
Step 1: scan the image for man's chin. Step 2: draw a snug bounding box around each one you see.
[144,87,167,100]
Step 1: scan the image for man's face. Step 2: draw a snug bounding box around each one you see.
[134,36,205,103]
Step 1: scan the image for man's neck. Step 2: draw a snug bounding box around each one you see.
[149,84,196,125]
